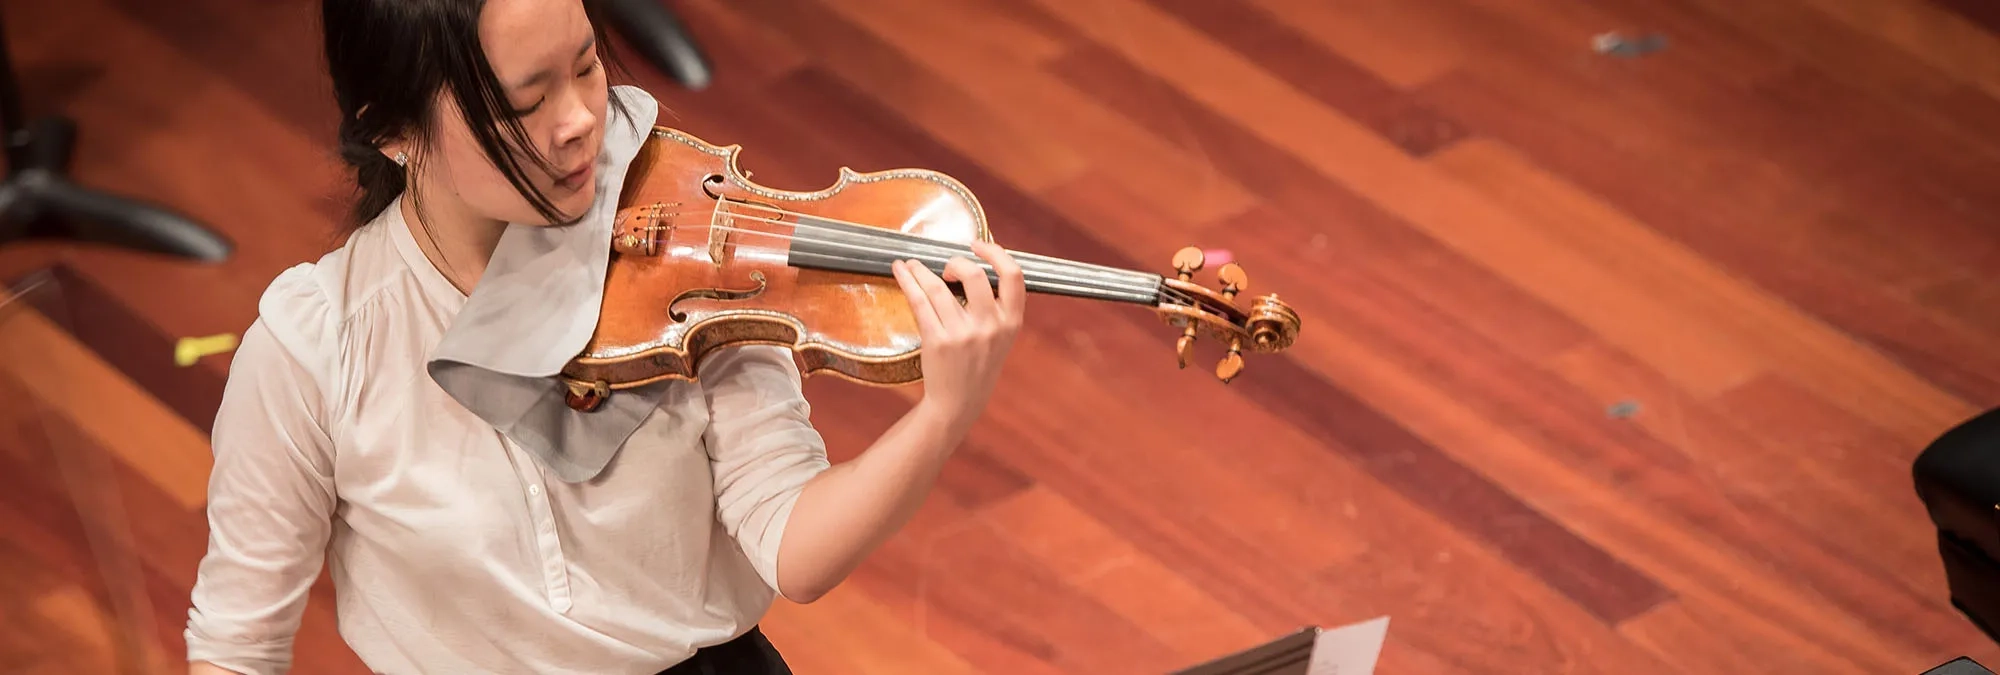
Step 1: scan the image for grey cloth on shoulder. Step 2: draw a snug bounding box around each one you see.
[424,85,669,483]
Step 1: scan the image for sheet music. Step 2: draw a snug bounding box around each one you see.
[1306,616,1390,675]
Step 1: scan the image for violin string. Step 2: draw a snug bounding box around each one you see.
[608,202,1215,307]
[745,216,1204,308]
[611,207,1202,304]
[683,215,1189,304]
[622,200,1164,284]
[712,198,1155,280]
[668,212,1163,297]
[693,216,1212,308]
[704,213,1163,293]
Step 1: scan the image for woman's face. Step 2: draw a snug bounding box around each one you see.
[414,0,609,226]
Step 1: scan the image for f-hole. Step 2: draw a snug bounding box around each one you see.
[669,271,769,322]
[701,175,788,215]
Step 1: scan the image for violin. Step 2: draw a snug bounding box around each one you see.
[558,126,1302,412]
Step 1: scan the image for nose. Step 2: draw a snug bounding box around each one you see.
[551,85,600,156]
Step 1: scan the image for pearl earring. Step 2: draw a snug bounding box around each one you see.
[394,151,408,167]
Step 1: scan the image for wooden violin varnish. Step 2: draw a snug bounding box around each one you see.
[559,126,1302,412]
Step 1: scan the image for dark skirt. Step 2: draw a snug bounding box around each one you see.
[656,626,791,675]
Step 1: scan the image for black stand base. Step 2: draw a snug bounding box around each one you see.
[0,115,231,261]
[0,4,230,261]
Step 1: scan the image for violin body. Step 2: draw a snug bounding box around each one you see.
[559,126,1300,412]
[560,126,979,407]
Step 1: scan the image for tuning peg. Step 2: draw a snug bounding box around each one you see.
[1217,338,1245,383]
[1172,246,1205,282]
[1217,263,1247,302]
[1176,325,1197,368]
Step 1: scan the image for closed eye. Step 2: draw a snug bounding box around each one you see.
[505,36,598,118]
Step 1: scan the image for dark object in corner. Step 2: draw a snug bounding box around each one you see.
[600,0,713,91]
[1914,406,2000,645]
[1923,656,1997,675]
[0,6,230,261]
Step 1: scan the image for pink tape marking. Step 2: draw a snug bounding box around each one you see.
[1204,248,1234,266]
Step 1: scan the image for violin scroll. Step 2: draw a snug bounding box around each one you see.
[1156,246,1301,384]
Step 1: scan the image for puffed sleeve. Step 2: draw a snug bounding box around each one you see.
[699,345,831,597]
[184,267,340,675]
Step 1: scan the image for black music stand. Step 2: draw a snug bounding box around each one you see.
[0,6,231,262]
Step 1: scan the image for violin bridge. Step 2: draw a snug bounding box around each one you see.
[707,213,730,269]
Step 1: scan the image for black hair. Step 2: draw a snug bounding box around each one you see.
[321,0,630,231]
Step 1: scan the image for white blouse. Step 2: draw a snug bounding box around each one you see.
[184,89,830,674]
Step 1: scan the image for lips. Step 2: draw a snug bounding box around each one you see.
[555,162,594,189]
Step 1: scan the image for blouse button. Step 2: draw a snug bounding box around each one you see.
[528,484,542,496]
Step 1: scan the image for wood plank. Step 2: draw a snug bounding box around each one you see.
[1423,137,1979,444]
[1280,324,1925,671]
[1618,599,1866,675]
[702,0,1092,195]
[1154,187,1959,671]
[0,545,68,673]
[16,266,230,434]
[661,0,814,85]
[0,306,211,510]
[1244,0,1466,88]
[0,335,367,673]
[744,0,1257,225]
[819,0,1072,66]
[959,323,1676,672]
[31,584,130,675]
[1398,1,2000,407]
[1547,342,1979,656]
[1927,0,2000,33]
[91,0,335,142]
[1022,0,1787,400]
[1047,45,1591,368]
[1792,0,2000,100]
[762,588,981,675]
[1145,0,1471,157]
[981,486,1297,666]
[867,503,1190,674]
[1471,0,2000,288]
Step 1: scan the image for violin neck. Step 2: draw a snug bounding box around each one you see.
[782,217,1165,306]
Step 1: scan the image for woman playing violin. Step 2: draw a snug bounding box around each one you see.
[184,0,1025,672]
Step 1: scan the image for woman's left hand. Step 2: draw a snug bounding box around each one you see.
[890,240,1027,432]
[779,241,1027,602]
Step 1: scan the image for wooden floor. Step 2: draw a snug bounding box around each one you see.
[6,0,2000,672]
